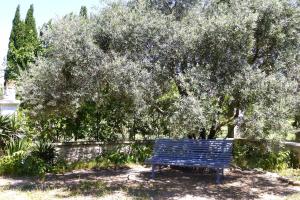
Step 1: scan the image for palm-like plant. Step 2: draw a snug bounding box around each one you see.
[0,115,23,149]
[0,115,11,131]
[0,116,12,145]
[5,138,29,156]
[32,141,56,164]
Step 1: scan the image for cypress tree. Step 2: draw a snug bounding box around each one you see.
[24,4,40,60]
[5,4,39,81]
[6,5,26,80]
[79,6,88,19]
[25,4,38,42]
[8,5,21,48]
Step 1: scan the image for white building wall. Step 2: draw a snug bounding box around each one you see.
[0,65,20,116]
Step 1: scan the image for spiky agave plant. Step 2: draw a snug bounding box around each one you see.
[5,138,30,156]
[32,141,56,165]
[0,115,12,149]
[0,115,24,148]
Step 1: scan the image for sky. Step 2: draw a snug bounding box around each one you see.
[0,0,104,66]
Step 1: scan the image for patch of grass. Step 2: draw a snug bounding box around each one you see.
[0,179,112,199]
[277,168,300,182]
[67,180,111,197]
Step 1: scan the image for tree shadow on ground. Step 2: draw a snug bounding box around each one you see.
[133,168,297,200]
[0,167,299,200]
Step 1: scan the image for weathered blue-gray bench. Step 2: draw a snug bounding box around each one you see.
[145,139,233,183]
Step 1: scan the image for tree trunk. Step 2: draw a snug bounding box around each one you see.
[227,103,235,138]
[95,110,100,141]
[226,99,240,138]
[208,120,218,139]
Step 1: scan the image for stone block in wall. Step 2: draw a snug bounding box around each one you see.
[54,141,104,163]
[284,141,300,165]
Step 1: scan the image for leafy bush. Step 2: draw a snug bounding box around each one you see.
[0,141,153,176]
[50,159,68,174]
[21,155,47,176]
[99,142,153,165]
[233,140,297,171]
[0,154,22,175]
[100,148,128,166]
[32,141,56,165]
[0,153,46,176]
[127,142,153,163]
[0,139,54,177]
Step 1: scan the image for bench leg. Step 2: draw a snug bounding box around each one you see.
[151,164,155,179]
[216,168,222,184]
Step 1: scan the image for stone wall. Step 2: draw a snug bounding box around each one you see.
[52,139,300,164]
[54,141,103,162]
[53,141,153,162]
[283,141,300,163]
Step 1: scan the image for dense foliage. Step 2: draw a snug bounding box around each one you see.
[0,139,50,176]
[233,140,299,170]
[0,153,46,176]
[0,139,152,176]
[19,0,300,141]
[6,4,40,81]
[79,6,88,19]
[0,115,24,148]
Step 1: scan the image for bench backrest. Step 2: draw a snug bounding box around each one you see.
[152,139,233,163]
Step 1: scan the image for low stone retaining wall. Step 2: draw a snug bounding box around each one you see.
[283,141,300,162]
[52,139,300,164]
[53,141,153,162]
[53,141,103,162]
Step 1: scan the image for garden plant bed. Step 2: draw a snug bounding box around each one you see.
[0,165,300,200]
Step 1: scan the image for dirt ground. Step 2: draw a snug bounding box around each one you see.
[0,165,300,200]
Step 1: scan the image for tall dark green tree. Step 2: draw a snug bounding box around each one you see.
[6,5,25,80]
[5,4,39,81]
[8,5,23,48]
[79,6,88,19]
[25,4,38,44]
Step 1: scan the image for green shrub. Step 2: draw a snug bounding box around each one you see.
[0,115,24,149]
[21,155,47,176]
[50,159,68,174]
[233,140,297,171]
[32,141,56,165]
[0,154,21,175]
[127,143,152,163]
[257,151,290,170]
[0,153,46,176]
[5,138,30,156]
[101,149,128,165]
[99,142,153,165]
[0,138,53,177]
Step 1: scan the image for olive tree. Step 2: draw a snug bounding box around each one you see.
[19,0,299,141]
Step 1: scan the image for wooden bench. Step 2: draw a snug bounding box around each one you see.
[145,139,233,183]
